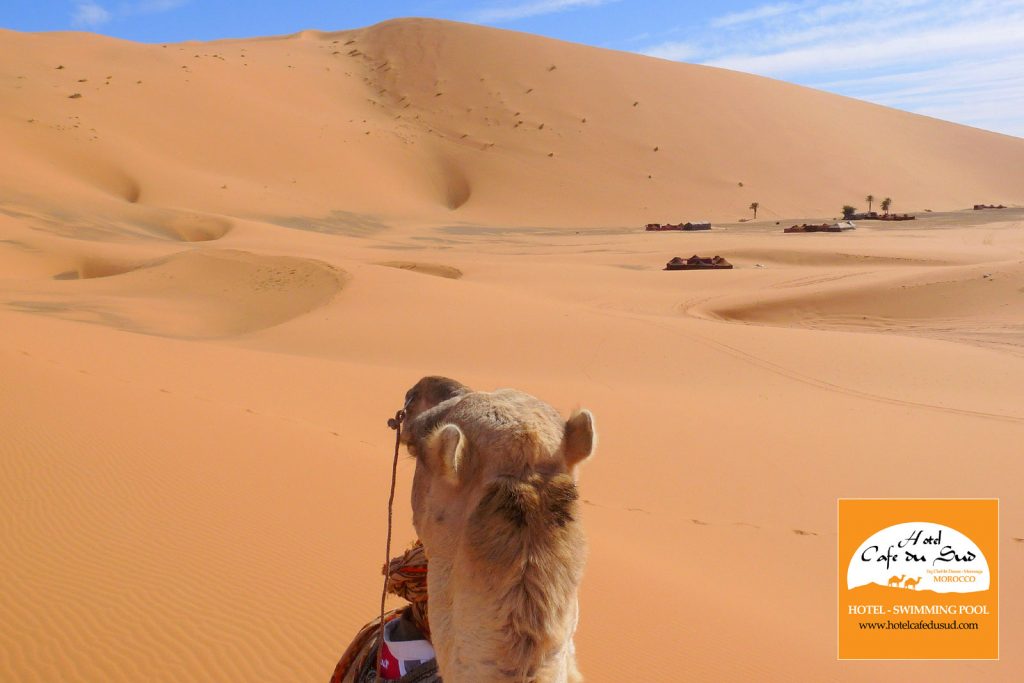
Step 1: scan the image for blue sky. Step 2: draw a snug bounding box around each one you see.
[4,1,1023,137]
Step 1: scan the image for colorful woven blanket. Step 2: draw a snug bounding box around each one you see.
[330,542,439,683]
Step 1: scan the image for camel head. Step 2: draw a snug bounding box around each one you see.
[399,376,472,446]
[402,376,472,425]
[401,378,596,682]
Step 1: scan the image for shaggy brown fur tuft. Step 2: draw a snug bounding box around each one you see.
[466,473,585,680]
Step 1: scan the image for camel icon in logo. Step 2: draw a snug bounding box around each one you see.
[886,575,923,589]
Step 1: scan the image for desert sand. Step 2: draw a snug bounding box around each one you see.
[1,17,1022,682]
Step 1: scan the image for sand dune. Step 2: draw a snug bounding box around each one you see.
[2,17,1024,683]
[1,248,346,338]
[2,19,1022,230]
[708,259,1024,351]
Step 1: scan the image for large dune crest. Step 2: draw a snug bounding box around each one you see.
[2,18,1022,229]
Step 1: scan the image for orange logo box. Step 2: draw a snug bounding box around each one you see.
[838,499,998,660]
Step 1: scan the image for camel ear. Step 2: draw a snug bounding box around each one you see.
[426,423,466,485]
[564,409,596,469]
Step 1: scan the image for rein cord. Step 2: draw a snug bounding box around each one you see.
[377,409,405,679]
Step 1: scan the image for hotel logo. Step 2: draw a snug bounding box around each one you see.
[838,499,998,660]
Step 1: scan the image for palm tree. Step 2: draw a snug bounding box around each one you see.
[865,194,875,213]
[842,205,857,219]
[881,197,892,215]
[749,201,759,219]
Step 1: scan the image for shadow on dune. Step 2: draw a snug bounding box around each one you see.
[263,210,390,237]
[1,203,233,243]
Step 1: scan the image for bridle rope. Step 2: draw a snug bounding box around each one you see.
[376,409,405,680]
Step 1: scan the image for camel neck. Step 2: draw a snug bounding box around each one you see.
[425,549,580,681]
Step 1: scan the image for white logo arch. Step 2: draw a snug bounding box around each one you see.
[847,521,990,594]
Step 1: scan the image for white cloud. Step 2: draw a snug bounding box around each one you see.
[643,41,699,61]
[820,55,1024,137]
[711,2,801,27]
[72,2,112,27]
[127,0,189,14]
[706,17,1024,76]
[637,0,1024,137]
[71,0,188,28]
[468,0,619,24]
